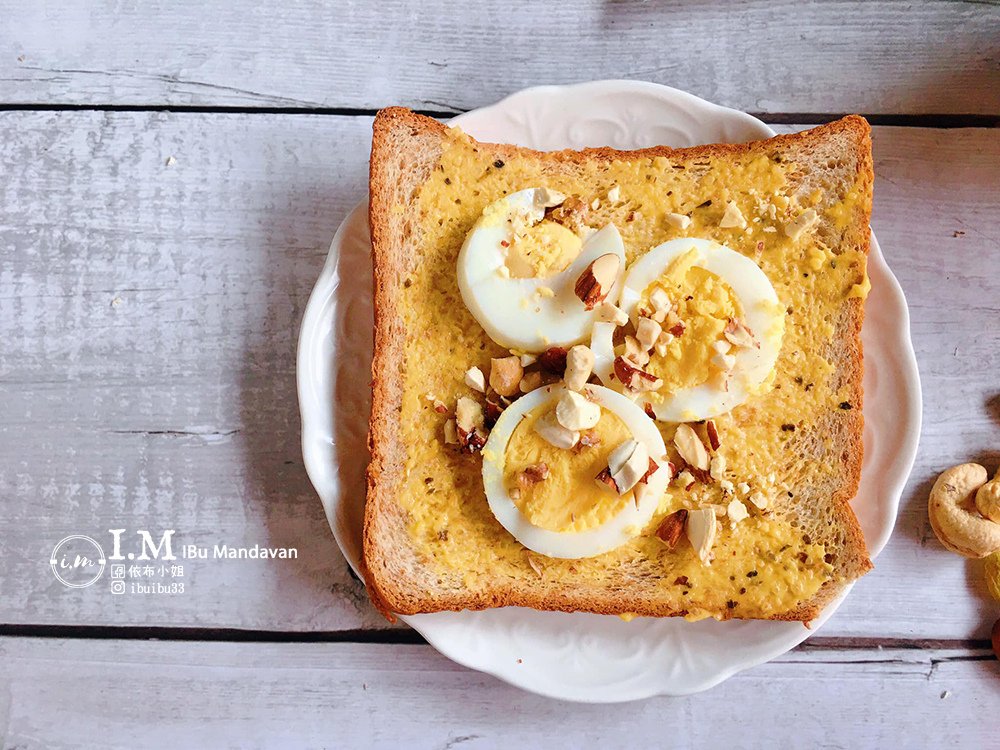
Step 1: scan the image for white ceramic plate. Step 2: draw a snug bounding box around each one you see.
[297,81,922,702]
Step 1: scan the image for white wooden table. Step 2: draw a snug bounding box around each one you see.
[1,2,998,747]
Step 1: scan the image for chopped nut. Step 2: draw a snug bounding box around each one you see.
[656,509,688,548]
[673,424,710,471]
[432,399,448,414]
[665,212,692,230]
[748,492,769,510]
[519,353,537,367]
[538,346,568,373]
[724,318,759,349]
[556,390,601,431]
[533,411,579,449]
[624,336,650,366]
[595,467,618,493]
[710,454,727,480]
[590,197,601,211]
[720,201,747,229]
[705,419,721,451]
[653,330,675,357]
[686,508,717,564]
[489,356,523,397]
[564,345,595,391]
[483,397,504,427]
[595,301,629,326]
[719,479,735,494]
[443,419,458,444]
[456,396,484,433]
[464,366,486,393]
[727,499,749,525]
[675,470,696,490]
[613,356,662,392]
[455,396,487,452]
[737,482,751,495]
[575,430,601,451]
[574,253,621,310]
[607,439,650,494]
[607,185,621,202]
[636,317,662,350]
[518,462,550,491]
[711,352,737,371]
[784,208,820,240]
[519,371,544,393]
[712,339,732,355]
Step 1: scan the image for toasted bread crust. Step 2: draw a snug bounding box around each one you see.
[365,107,873,622]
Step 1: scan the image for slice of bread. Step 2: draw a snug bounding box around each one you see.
[365,107,873,622]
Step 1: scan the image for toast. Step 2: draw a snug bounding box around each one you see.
[365,107,873,622]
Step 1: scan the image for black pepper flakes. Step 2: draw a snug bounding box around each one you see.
[747,570,758,578]
[726,600,738,609]
[781,424,796,432]
[697,199,712,208]
[444,177,451,185]
[740,587,747,595]
[839,401,853,410]
[403,278,412,288]
[493,159,505,169]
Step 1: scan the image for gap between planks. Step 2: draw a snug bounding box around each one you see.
[0,623,992,656]
[0,103,996,128]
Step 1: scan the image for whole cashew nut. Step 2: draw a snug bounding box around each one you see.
[975,468,1000,523]
[928,463,1000,558]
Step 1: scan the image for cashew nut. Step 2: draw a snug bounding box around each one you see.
[975,467,1000,523]
[928,463,1000,558]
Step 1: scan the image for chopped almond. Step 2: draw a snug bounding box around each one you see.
[574,253,620,310]
[555,390,601,431]
[464,366,486,393]
[533,411,579,449]
[538,346,568,373]
[489,356,523,397]
[595,301,629,326]
[705,419,721,451]
[519,371,544,393]
[636,317,662,350]
[724,318,759,349]
[656,509,688,548]
[674,424,710,471]
[518,462,550,491]
[665,212,692,230]
[564,345,595,391]
[613,356,662,392]
[595,467,618,493]
[623,336,650,366]
[686,508,717,564]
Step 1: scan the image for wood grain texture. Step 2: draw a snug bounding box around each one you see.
[1,1,998,115]
[1,112,998,641]
[0,639,997,748]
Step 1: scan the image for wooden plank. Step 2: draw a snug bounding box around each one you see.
[0,112,998,639]
[0,639,996,747]
[1,1,998,114]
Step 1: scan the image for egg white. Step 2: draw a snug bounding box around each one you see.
[481,384,670,559]
[592,238,784,421]
[457,188,626,353]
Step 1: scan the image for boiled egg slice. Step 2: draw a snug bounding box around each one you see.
[592,238,784,421]
[457,188,626,352]
[481,383,671,559]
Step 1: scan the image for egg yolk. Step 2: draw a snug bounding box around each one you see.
[505,220,582,278]
[503,403,633,532]
[635,250,742,396]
